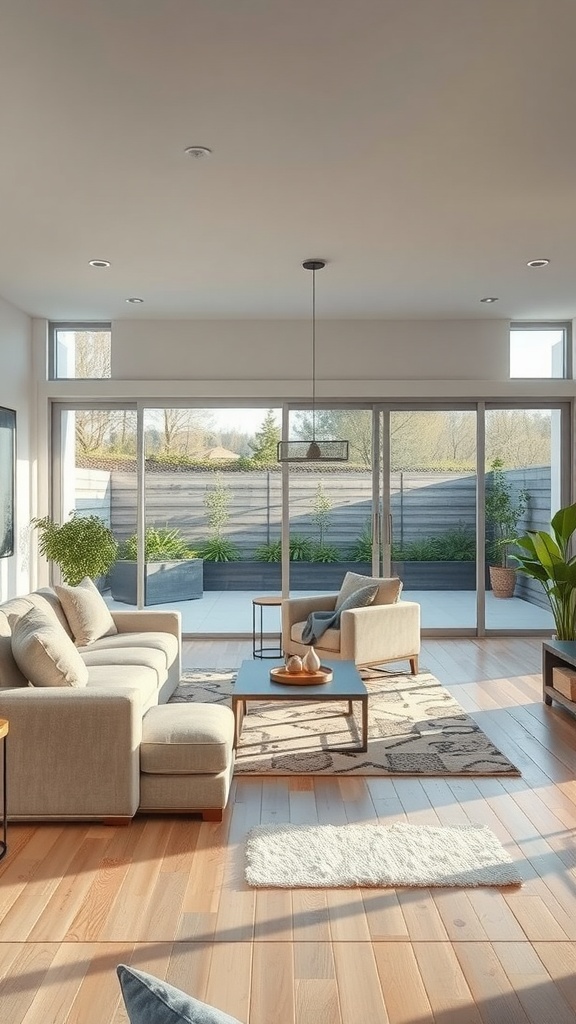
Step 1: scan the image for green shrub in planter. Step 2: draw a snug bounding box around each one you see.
[32,512,118,586]
[254,539,282,562]
[199,537,240,562]
[119,526,198,562]
[310,543,340,563]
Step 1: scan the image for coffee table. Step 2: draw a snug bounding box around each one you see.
[232,659,368,752]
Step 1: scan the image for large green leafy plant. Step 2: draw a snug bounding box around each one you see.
[512,502,576,640]
[32,512,118,586]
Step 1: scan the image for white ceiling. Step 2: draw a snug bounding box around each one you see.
[1,0,576,321]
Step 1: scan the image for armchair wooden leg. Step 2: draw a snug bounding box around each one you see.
[409,656,419,675]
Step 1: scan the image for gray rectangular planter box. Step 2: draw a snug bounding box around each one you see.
[202,560,477,592]
[110,559,203,606]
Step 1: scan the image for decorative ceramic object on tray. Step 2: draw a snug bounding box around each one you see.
[303,646,321,672]
[286,655,303,674]
[270,660,333,685]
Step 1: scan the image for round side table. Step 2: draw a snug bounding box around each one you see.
[0,719,7,861]
[252,596,283,659]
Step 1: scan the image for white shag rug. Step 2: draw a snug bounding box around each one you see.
[245,821,522,888]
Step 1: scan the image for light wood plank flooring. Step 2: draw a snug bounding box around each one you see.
[1,638,576,1023]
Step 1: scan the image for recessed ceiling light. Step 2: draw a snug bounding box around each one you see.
[527,258,550,268]
[89,259,111,268]
[480,296,499,303]
[184,145,212,158]
[126,297,144,304]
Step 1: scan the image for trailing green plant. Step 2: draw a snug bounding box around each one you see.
[310,543,340,563]
[118,526,198,562]
[511,503,576,640]
[485,457,530,567]
[32,511,118,586]
[199,537,240,562]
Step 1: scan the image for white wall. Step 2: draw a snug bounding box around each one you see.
[0,296,32,600]
[112,318,511,385]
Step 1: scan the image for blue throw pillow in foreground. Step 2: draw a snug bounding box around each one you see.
[116,964,243,1024]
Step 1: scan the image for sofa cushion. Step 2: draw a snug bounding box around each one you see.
[335,571,402,609]
[11,605,89,688]
[290,620,341,653]
[0,597,35,688]
[27,588,75,638]
[55,577,117,646]
[141,703,234,775]
[86,664,159,706]
[117,964,242,1024]
[81,646,167,689]
[78,630,179,668]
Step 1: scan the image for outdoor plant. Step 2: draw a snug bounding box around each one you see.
[288,534,314,561]
[485,457,530,567]
[200,537,240,562]
[348,521,372,562]
[200,474,240,561]
[253,535,321,561]
[310,543,340,563]
[311,482,333,548]
[118,526,198,561]
[512,502,576,640]
[32,511,118,586]
[253,539,282,562]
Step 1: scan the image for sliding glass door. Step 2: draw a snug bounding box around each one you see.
[52,399,569,637]
[378,406,478,630]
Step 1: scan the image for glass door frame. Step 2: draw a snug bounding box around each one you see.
[374,399,572,637]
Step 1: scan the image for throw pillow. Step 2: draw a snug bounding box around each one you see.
[55,576,118,646]
[116,964,243,1024]
[335,571,403,610]
[301,582,379,644]
[10,605,89,688]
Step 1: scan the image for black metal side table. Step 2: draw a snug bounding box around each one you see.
[252,596,283,659]
[0,719,7,860]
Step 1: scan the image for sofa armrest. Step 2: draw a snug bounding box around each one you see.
[0,687,143,820]
[340,600,421,664]
[282,594,338,644]
[112,609,182,641]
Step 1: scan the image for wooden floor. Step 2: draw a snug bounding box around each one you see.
[1,638,576,1023]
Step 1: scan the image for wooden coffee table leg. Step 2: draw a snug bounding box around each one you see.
[232,697,245,749]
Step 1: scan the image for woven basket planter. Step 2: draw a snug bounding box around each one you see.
[489,565,517,599]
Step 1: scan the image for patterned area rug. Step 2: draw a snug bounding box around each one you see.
[172,668,520,777]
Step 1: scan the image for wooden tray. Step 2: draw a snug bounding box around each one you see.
[270,665,333,686]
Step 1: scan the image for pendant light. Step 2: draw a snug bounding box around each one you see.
[277,259,349,463]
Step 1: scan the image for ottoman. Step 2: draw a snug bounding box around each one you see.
[139,703,235,822]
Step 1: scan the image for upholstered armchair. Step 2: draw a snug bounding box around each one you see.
[282,573,421,673]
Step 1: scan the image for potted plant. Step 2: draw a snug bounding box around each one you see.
[485,458,529,598]
[31,511,118,586]
[512,502,576,639]
[109,526,203,606]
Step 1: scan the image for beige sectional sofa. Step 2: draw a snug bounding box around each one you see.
[0,587,234,822]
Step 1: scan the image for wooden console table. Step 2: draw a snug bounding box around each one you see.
[542,639,576,715]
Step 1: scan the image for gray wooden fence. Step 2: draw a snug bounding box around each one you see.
[102,466,551,559]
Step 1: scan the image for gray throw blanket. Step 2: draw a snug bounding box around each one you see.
[301,608,341,645]
[301,583,379,644]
